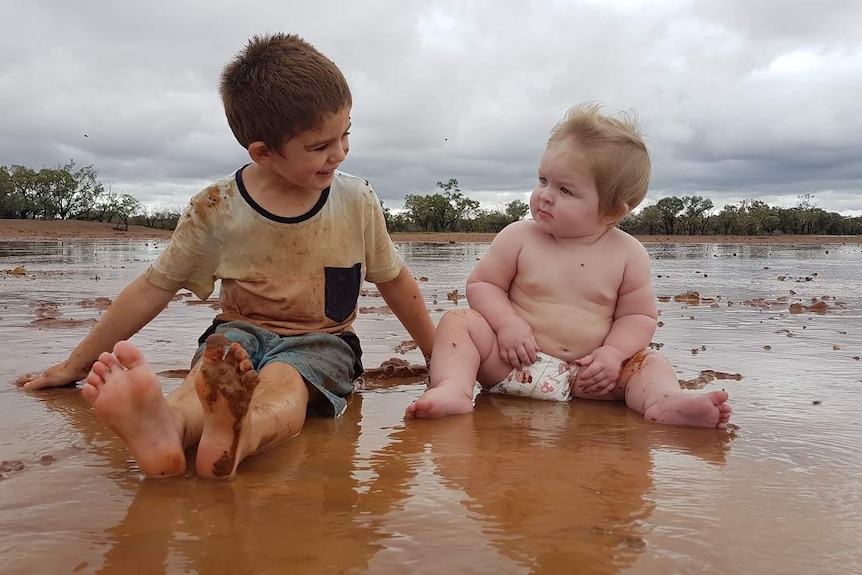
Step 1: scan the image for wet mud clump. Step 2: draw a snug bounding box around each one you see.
[678,370,743,390]
[357,358,428,389]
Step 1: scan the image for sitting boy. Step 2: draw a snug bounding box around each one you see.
[19,33,435,478]
[407,104,731,428]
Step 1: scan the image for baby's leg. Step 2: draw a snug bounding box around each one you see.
[406,308,510,418]
[194,334,308,479]
[83,341,189,477]
[621,351,732,429]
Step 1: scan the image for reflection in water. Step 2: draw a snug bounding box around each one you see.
[96,395,388,574]
[2,239,862,573]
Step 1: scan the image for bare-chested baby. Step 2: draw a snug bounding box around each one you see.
[407,104,731,428]
[18,33,435,478]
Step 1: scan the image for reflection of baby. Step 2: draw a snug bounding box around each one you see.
[422,394,655,572]
[408,103,731,428]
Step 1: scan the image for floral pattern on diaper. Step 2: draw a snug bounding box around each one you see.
[489,356,577,402]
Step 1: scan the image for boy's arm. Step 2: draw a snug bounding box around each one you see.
[576,242,657,392]
[376,266,435,362]
[18,274,177,390]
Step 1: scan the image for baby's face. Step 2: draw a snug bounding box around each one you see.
[530,141,612,238]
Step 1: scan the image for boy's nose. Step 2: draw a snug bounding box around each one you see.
[330,142,347,162]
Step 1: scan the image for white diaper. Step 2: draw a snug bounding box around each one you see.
[488,354,577,402]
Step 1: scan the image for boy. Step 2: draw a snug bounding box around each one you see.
[19,33,435,478]
[406,104,731,428]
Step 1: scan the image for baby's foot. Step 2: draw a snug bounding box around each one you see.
[82,341,186,477]
[643,390,732,429]
[194,334,260,479]
[406,384,474,418]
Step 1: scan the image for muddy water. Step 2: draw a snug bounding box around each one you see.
[1,239,861,574]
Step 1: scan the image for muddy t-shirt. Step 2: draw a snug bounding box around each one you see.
[144,167,402,335]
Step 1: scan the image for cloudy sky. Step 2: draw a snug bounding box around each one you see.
[2,0,861,217]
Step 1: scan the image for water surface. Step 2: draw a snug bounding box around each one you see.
[1,239,861,574]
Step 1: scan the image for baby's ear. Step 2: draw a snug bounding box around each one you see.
[603,203,630,224]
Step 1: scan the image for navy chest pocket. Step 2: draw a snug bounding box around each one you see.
[324,263,363,323]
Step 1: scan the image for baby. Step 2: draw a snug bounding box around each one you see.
[407,103,731,429]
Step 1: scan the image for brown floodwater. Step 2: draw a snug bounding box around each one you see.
[1,239,861,574]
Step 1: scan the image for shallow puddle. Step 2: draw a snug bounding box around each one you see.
[1,239,861,573]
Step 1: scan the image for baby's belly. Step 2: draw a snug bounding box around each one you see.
[514,302,612,361]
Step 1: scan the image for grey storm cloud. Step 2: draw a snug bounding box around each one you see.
[1,0,860,216]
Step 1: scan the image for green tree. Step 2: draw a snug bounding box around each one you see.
[112,193,142,231]
[680,195,714,234]
[639,204,664,234]
[746,200,780,234]
[655,196,684,235]
[504,199,529,222]
[5,165,40,219]
[403,178,480,232]
[2,160,103,220]
[49,161,104,220]
[712,205,741,235]
[0,166,20,218]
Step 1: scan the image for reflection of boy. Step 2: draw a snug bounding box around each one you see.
[20,33,435,478]
[407,104,731,428]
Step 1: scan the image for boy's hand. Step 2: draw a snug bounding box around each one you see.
[16,360,90,391]
[574,345,625,395]
[496,318,540,369]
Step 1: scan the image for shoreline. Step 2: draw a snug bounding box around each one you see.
[1,219,860,244]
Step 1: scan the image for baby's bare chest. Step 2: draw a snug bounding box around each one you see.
[514,244,623,305]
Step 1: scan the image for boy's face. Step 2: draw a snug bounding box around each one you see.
[268,106,352,192]
[530,140,616,238]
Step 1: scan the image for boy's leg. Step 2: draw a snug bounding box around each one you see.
[83,333,309,479]
[194,346,308,479]
[83,341,205,478]
[406,308,511,418]
[619,351,732,429]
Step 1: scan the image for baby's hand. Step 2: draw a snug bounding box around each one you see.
[496,318,540,368]
[574,346,625,395]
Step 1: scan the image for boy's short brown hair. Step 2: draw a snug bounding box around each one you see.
[220,33,352,151]
[548,103,651,217]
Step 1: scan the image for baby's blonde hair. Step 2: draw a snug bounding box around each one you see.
[548,103,650,218]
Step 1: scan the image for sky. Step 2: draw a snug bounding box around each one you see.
[2,0,861,217]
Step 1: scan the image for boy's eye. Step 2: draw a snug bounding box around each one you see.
[538,177,548,185]
[560,187,572,195]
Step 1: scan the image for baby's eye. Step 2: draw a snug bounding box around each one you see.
[538,177,548,185]
[560,187,572,195]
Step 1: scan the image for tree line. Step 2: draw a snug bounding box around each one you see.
[2,161,860,236]
[619,194,862,236]
[1,161,181,230]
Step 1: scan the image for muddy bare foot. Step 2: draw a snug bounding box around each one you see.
[406,384,474,418]
[643,390,732,429]
[194,334,259,479]
[82,341,186,477]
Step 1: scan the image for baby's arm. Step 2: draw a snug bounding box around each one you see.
[18,274,177,390]
[576,242,657,393]
[376,266,435,363]
[466,223,537,368]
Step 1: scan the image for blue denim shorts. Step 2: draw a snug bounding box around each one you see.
[195,320,362,417]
